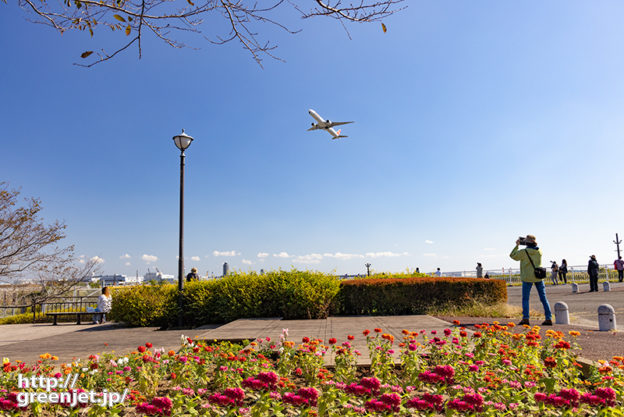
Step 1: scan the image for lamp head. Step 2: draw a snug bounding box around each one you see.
[173,129,194,151]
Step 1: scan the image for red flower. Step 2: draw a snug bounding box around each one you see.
[145,342,152,348]
[329,338,337,345]
[347,335,355,340]
[302,337,310,343]
[374,328,383,333]
[363,330,370,336]
[137,346,146,353]
[473,332,482,338]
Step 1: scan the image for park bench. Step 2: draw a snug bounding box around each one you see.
[45,311,98,325]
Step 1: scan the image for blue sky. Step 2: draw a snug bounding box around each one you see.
[2,1,624,277]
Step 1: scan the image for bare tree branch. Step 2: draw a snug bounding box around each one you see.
[11,0,405,66]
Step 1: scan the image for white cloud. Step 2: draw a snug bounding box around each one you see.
[213,250,239,257]
[483,248,496,251]
[425,240,434,244]
[191,256,201,262]
[365,251,409,258]
[273,252,290,258]
[423,253,437,257]
[324,252,365,260]
[293,254,323,264]
[124,262,131,266]
[142,254,158,263]
[90,256,105,264]
[242,259,253,265]
[257,252,269,258]
[120,253,131,259]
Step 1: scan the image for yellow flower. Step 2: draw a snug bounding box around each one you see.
[569,330,581,337]
[2,358,9,365]
[39,353,51,360]
[51,355,59,361]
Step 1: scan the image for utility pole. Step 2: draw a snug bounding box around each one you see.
[614,233,622,259]
[365,263,371,276]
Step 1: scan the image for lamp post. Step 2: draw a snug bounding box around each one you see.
[173,129,194,299]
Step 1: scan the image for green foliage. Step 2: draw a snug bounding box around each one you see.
[112,270,341,327]
[334,276,507,316]
[110,272,506,328]
[108,283,177,327]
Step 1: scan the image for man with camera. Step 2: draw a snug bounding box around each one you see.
[510,235,553,326]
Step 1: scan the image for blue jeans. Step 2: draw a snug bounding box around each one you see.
[522,281,552,320]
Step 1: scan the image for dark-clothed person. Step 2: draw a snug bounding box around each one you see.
[559,259,568,284]
[186,267,200,282]
[614,257,624,283]
[588,255,600,292]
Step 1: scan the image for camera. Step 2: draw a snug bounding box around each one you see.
[517,236,528,245]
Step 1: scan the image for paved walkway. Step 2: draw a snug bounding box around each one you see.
[507,282,624,329]
[0,323,218,364]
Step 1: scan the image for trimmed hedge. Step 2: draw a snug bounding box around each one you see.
[334,277,507,315]
[109,272,506,327]
[111,270,341,327]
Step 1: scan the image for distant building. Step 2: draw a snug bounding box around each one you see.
[95,274,126,286]
[143,269,175,284]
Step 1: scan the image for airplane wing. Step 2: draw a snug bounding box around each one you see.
[326,121,354,128]
[307,127,316,131]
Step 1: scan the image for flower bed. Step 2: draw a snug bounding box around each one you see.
[1,322,622,416]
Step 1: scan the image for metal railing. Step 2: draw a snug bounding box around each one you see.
[440,264,620,285]
[0,296,99,322]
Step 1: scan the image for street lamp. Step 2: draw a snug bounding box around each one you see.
[173,129,194,295]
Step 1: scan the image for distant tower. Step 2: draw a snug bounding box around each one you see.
[223,262,230,276]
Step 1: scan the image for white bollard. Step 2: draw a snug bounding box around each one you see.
[598,304,616,331]
[603,281,611,292]
[554,302,569,325]
[571,283,579,293]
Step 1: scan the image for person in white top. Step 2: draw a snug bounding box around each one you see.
[94,287,112,324]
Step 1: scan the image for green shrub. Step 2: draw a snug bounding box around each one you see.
[110,272,506,327]
[334,277,507,315]
[108,284,177,327]
[111,270,341,327]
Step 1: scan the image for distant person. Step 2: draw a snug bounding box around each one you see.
[476,263,483,278]
[484,273,490,279]
[550,261,559,285]
[435,268,441,277]
[588,255,600,292]
[510,235,552,326]
[559,259,568,284]
[94,287,112,324]
[614,256,624,282]
[416,267,420,273]
[186,267,200,282]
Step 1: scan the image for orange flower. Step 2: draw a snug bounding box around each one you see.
[507,322,515,328]
[374,328,383,333]
[569,330,581,337]
[453,320,461,325]
[381,333,394,343]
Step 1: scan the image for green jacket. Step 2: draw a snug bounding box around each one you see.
[510,245,543,283]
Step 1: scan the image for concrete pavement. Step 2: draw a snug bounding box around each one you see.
[506,281,624,329]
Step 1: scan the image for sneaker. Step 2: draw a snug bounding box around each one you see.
[541,319,553,326]
[518,319,530,326]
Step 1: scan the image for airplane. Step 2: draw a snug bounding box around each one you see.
[307,109,354,139]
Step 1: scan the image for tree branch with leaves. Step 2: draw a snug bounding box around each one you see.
[8,0,405,67]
